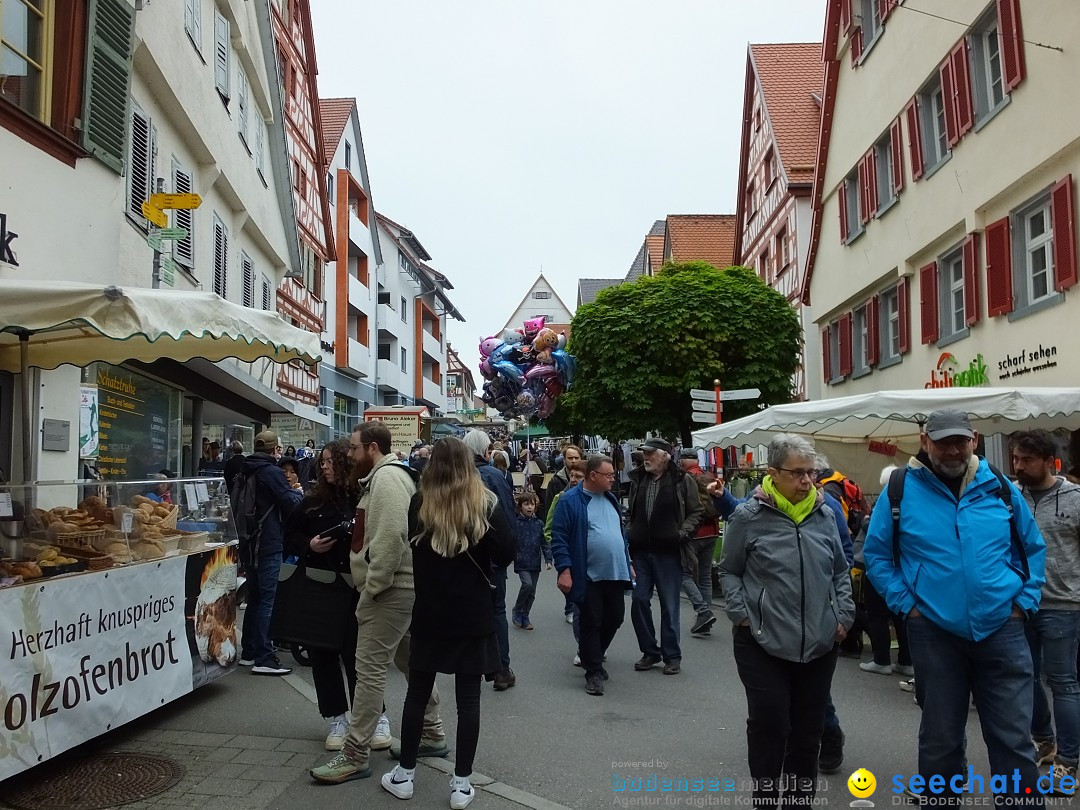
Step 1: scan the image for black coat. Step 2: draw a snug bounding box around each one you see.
[282,492,355,573]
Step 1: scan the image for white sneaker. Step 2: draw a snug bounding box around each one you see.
[381,765,415,799]
[565,613,574,624]
[450,774,475,809]
[372,713,392,750]
[573,653,582,667]
[325,715,347,751]
[238,658,254,666]
[859,661,894,675]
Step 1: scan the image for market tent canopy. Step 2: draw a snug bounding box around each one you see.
[0,280,322,372]
[513,424,550,441]
[691,388,1080,491]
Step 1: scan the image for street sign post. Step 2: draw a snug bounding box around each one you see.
[161,256,176,286]
[691,400,722,413]
[150,193,203,210]
[690,387,761,401]
[690,412,718,424]
[141,201,168,229]
[153,228,189,241]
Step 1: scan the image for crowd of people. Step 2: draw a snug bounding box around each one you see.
[223,409,1080,809]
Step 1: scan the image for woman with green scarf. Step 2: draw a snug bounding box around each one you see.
[718,433,854,810]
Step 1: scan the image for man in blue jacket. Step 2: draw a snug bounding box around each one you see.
[865,409,1046,801]
[551,454,632,697]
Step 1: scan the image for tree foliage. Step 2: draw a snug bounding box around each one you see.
[546,261,801,446]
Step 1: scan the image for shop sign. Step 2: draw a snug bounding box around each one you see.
[924,352,990,389]
[0,546,237,780]
[996,343,1059,381]
[363,407,429,455]
[868,440,898,457]
[270,415,317,450]
[95,364,180,479]
[0,212,19,266]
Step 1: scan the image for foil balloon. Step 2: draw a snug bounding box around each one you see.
[524,363,558,382]
[479,337,502,358]
[479,315,575,421]
[479,358,495,380]
[522,316,546,338]
[500,328,524,345]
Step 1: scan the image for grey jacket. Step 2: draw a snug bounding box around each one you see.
[1022,478,1080,612]
[719,488,855,663]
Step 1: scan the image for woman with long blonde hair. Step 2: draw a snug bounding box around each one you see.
[381,438,515,808]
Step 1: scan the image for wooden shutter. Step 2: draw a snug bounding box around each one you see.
[951,40,974,139]
[985,216,1014,316]
[857,160,869,225]
[127,107,151,220]
[242,253,255,308]
[838,314,853,377]
[890,117,905,193]
[261,276,273,310]
[213,217,228,299]
[838,182,850,243]
[867,295,881,367]
[940,56,959,148]
[840,0,852,34]
[255,117,265,174]
[822,326,832,383]
[214,10,230,99]
[866,150,879,217]
[998,0,1026,92]
[919,262,939,344]
[1052,175,1078,292]
[82,0,135,174]
[184,0,201,47]
[905,98,924,181]
[237,68,248,142]
[898,277,911,354]
[172,161,195,267]
[963,233,981,326]
[851,25,864,65]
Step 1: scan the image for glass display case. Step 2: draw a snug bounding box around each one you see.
[0,477,235,587]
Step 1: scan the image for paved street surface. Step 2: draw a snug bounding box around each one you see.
[4,581,1076,809]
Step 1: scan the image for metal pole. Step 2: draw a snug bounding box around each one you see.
[19,332,31,482]
[151,179,164,289]
[714,378,722,426]
[189,397,204,477]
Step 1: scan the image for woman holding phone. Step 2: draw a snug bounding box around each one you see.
[282,438,361,751]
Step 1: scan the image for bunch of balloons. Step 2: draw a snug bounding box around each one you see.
[479,316,576,420]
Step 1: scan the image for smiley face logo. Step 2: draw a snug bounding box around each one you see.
[848,768,876,798]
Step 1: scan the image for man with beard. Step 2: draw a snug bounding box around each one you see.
[865,409,1046,804]
[1011,430,1080,788]
[311,421,446,784]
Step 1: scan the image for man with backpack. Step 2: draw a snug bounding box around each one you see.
[237,430,304,676]
[678,449,720,636]
[864,409,1046,802]
[815,459,869,537]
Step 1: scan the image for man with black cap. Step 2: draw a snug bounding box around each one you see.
[238,429,304,675]
[627,438,704,674]
[864,408,1047,802]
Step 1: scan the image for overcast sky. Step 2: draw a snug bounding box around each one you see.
[310,1,826,362]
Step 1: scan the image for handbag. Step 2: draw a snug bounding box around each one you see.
[270,562,356,651]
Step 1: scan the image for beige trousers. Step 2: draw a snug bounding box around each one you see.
[344,586,444,761]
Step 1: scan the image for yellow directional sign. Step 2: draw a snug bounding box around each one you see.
[141,201,168,228]
[150,193,202,210]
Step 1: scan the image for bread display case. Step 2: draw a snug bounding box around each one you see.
[0,477,239,780]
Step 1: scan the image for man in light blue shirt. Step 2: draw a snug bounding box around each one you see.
[551,455,633,696]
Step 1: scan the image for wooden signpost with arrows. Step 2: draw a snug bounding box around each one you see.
[145,190,202,288]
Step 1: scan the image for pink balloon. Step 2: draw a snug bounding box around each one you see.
[524,364,558,382]
[522,316,546,337]
[479,337,501,357]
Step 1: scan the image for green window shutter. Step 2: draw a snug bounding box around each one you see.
[82,0,135,174]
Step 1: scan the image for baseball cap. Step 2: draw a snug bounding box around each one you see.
[254,429,279,452]
[639,438,673,454]
[924,409,975,441]
[679,448,699,460]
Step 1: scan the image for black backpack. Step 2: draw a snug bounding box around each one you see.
[887,461,1029,581]
[230,468,273,560]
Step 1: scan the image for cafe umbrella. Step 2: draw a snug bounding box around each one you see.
[0,280,322,481]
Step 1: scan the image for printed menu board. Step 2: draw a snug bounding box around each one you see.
[94,364,181,479]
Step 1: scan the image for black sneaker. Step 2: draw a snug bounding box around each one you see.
[251,656,291,676]
[585,674,604,696]
[818,728,844,774]
[634,653,661,671]
[691,614,717,635]
[493,668,516,691]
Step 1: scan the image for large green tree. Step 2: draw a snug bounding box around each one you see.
[547,261,801,446]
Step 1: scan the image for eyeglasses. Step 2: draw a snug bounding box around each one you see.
[592,471,616,479]
[777,467,820,480]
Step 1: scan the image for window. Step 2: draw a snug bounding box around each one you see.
[172,159,195,268]
[212,215,228,299]
[918,77,949,171]
[822,315,851,383]
[255,117,265,179]
[857,0,882,50]
[1021,201,1054,305]
[764,148,776,188]
[0,0,49,119]
[534,291,550,299]
[971,0,1025,126]
[241,252,255,307]
[261,274,273,310]
[214,9,229,101]
[874,132,897,211]
[839,171,862,243]
[878,281,910,365]
[378,342,391,361]
[941,251,966,339]
[332,395,358,438]
[326,172,334,198]
[400,296,408,323]
[852,302,870,375]
[344,141,351,169]
[746,180,756,219]
[759,247,770,282]
[776,227,790,274]
[753,107,761,132]
[400,347,407,372]
[184,0,202,51]
[127,104,156,224]
[237,66,249,147]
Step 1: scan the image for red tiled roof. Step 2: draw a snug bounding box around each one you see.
[665,215,737,269]
[750,43,824,185]
[318,97,354,171]
[645,233,665,275]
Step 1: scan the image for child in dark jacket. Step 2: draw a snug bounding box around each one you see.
[512,491,552,630]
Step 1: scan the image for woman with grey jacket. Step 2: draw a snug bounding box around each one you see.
[718,434,854,810]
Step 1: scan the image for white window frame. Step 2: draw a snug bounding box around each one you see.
[828,318,842,383]
[852,303,869,375]
[843,171,863,243]
[127,103,156,225]
[1017,199,1055,307]
[970,9,1007,125]
[184,0,202,52]
[857,0,883,55]
[919,78,949,171]
[400,296,408,323]
[776,226,790,273]
[214,9,230,102]
[400,347,407,373]
[237,65,249,148]
[534,291,550,299]
[938,247,966,340]
[874,133,896,212]
[212,214,228,299]
[880,285,901,364]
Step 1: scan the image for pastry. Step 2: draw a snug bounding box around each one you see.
[153,505,172,518]
[133,541,165,560]
[131,495,155,507]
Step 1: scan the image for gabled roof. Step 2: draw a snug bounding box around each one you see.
[750,43,824,186]
[501,274,574,332]
[646,233,666,275]
[665,214,737,268]
[577,278,622,307]
[375,212,433,261]
[318,97,354,171]
[626,220,666,281]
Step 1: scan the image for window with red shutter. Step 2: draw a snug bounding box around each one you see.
[963,233,981,325]
[840,0,852,35]
[898,276,911,354]
[940,56,959,148]
[951,40,975,139]
[1052,175,1078,292]
[867,295,880,366]
[851,26,864,65]
[905,99,924,181]
[998,0,1026,92]
[857,158,869,225]
[919,262,939,344]
[890,118,905,193]
[866,150,879,217]
[838,313,853,377]
[838,182,850,244]
[822,326,833,383]
[985,216,1014,316]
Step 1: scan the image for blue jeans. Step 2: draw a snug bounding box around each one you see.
[513,570,540,621]
[1027,609,1080,764]
[630,552,683,663]
[240,552,282,666]
[491,565,510,670]
[823,694,840,733]
[681,537,716,617]
[907,614,1041,805]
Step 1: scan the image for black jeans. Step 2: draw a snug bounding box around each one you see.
[864,578,910,667]
[733,626,837,810]
[491,565,510,670]
[309,613,358,718]
[579,580,626,678]
[399,669,481,777]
